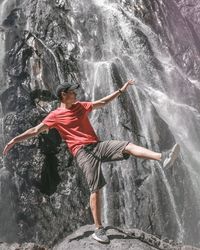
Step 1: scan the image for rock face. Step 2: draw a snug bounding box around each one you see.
[175,0,200,41]
[53,224,200,250]
[0,242,47,250]
[1,224,200,250]
[0,0,93,246]
[0,0,200,248]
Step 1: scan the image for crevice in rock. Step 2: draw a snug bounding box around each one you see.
[37,129,62,195]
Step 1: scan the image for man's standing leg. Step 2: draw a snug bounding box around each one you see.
[90,189,110,243]
[75,146,109,243]
[90,190,102,229]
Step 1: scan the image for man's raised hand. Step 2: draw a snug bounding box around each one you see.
[120,79,135,92]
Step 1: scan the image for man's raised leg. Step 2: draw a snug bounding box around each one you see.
[123,142,180,169]
[123,143,161,160]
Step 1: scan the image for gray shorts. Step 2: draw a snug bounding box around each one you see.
[75,140,130,193]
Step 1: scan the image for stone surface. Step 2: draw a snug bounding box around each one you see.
[53,224,200,250]
[0,0,200,248]
[0,242,47,250]
[1,225,200,250]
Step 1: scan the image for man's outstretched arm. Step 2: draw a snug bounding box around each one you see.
[92,79,135,109]
[3,122,49,155]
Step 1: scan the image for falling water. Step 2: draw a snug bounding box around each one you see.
[0,0,200,245]
[70,0,200,243]
[145,85,200,205]
[155,165,184,242]
[0,158,18,242]
[0,0,19,243]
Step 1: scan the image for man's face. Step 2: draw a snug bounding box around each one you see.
[62,90,77,103]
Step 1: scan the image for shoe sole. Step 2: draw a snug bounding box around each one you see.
[92,233,110,243]
[164,143,180,169]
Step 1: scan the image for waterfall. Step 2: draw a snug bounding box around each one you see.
[0,0,17,78]
[0,0,200,246]
[146,86,200,204]
[0,0,19,243]
[155,165,184,242]
[0,163,18,242]
[70,0,200,244]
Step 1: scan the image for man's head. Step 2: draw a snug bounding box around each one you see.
[56,83,80,103]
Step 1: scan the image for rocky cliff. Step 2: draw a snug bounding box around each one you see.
[0,0,200,248]
[1,224,200,250]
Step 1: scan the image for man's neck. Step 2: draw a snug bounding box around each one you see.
[59,102,75,109]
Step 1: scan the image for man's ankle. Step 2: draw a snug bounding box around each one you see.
[95,225,103,229]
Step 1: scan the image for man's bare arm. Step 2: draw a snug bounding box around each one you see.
[3,122,49,155]
[92,79,135,110]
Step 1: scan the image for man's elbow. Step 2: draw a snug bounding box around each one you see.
[100,100,109,107]
[34,123,49,135]
[32,127,40,136]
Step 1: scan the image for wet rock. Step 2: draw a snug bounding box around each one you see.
[0,0,200,248]
[53,224,200,250]
[0,242,48,250]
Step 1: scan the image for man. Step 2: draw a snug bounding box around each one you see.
[3,79,180,243]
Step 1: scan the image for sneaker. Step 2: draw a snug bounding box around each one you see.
[92,226,110,243]
[161,143,180,169]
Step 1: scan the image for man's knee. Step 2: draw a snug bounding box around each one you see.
[90,189,100,197]
[123,142,136,154]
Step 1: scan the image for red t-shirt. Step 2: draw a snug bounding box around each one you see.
[42,101,99,156]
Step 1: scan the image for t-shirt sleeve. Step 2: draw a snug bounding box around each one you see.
[80,102,93,113]
[42,112,56,129]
